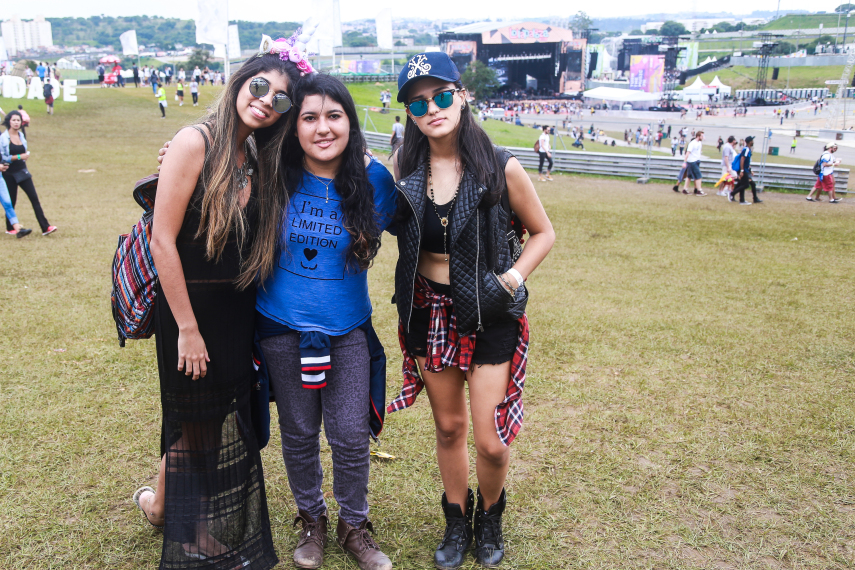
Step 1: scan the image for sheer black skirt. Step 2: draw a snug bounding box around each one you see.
[155,280,277,570]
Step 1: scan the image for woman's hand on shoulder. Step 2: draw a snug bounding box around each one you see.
[156,140,170,170]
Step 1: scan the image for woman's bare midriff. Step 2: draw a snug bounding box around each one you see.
[417,250,450,284]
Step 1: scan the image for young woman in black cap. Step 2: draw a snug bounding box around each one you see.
[388,52,555,568]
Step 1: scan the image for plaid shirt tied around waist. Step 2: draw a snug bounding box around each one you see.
[387,274,530,446]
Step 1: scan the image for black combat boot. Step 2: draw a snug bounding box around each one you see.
[473,487,506,568]
[435,489,474,569]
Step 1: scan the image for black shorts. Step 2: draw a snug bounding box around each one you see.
[404,276,519,366]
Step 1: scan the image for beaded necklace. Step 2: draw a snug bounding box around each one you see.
[427,149,463,262]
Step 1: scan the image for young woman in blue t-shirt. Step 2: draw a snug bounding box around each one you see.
[256,74,397,570]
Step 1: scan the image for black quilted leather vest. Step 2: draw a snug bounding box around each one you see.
[393,148,527,335]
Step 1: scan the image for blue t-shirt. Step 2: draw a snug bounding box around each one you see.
[256,157,397,335]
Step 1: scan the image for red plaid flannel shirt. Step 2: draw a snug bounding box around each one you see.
[387,275,530,446]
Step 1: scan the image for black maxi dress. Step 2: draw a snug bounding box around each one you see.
[154,158,278,569]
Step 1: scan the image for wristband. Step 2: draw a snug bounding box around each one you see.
[507,268,524,288]
[17,154,21,160]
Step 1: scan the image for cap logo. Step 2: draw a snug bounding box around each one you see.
[407,54,432,80]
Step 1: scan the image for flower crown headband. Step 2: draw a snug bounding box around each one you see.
[258,20,320,76]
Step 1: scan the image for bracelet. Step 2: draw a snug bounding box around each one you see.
[497,274,517,298]
[507,268,524,288]
[17,154,20,160]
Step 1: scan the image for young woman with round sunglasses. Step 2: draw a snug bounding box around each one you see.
[388,52,555,569]
[157,72,398,570]
[133,45,305,570]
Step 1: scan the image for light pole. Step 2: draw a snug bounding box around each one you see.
[844,12,852,54]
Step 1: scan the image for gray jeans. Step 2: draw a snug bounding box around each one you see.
[261,328,370,526]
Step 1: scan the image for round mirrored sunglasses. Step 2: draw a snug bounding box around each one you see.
[249,77,292,114]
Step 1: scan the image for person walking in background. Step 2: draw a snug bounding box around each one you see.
[671,134,679,156]
[189,79,199,106]
[114,63,125,88]
[178,67,186,83]
[682,130,706,196]
[156,84,167,118]
[43,81,55,115]
[176,80,185,107]
[807,143,842,203]
[390,114,404,159]
[790,136,797,154]
[97,63,105,87]
[150,68,159,95]
[132,64,140,88]
[729,135,762,205]
[717,135,736,197]
[36,61,46,82]
[1,111,57,236]
[15,105,29,138]
[0,163,33,238]
[537,125,553,181]
[716,136,723,151]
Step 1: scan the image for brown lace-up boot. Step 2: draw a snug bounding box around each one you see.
[336,518,393,570]
[293,510,328,569]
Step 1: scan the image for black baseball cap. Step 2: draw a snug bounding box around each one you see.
[745,136,755,144]
[397,52,461,103]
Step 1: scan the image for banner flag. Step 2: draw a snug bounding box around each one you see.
[332,0,343,47]
[119,30,138,56]
[376,8,393,50]
[228,24,241,59]
[196,0,228,46]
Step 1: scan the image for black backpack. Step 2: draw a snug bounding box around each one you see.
[812,155,823,176]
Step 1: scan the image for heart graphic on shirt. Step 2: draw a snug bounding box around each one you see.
[303,248,318,261]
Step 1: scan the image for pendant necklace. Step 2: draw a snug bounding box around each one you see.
[306,167,332,203]
[235,147,255,190]
[427,149,462,262]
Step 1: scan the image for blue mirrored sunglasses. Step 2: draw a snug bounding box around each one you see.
[406,89,463,117]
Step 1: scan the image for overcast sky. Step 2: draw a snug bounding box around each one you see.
[0,0,842,25]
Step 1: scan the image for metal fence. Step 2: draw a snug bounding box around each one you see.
[362,131,848,193]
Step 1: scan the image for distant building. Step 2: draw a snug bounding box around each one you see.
[1,15,53,56]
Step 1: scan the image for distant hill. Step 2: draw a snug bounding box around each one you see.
[762,14,848,30]
[47,16,300,51]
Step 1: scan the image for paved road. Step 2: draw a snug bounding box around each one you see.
[511,102,855,166]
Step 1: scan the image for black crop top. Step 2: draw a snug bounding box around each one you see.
[421,200,454,254]
[8,141,26,172]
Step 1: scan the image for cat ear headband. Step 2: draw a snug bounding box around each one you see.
[258,19,320,76]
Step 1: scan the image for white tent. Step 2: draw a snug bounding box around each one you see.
[707,75,732,96]
[581,86,660,102]
[680,76,717,101]
[56,57,85,70]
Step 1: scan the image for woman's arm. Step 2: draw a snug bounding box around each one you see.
[502,157,555,288]
[392,148,401,181]
[151,127,209,380]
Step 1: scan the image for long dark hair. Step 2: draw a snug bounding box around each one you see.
[280,73,380,271]
[194,53,303,289]
[3,110,22,130]
[398,80,505,208]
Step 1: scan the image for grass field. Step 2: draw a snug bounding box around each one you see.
[694,66,846,91]
[1,87,855,569]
